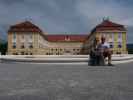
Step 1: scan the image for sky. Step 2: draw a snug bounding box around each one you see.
[0,0,133,43]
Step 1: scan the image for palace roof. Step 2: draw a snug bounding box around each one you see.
[8,21,43,33]
[91,20,126,33]
[46,34,88,42]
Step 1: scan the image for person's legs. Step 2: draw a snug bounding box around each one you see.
[89,50,96,66]
[96,55,100,65]
[103,51,113,66]
[107,51,114,66]
[108,53,111,64]
[99,54,105,66]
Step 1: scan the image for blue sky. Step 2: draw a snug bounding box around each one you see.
[0,0,133,43]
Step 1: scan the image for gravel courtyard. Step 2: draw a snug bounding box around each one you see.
[0,62,133,100]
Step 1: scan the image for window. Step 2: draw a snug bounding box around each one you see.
[77,49,80,51]
[21,45,24,49]
[20,34,25,43]
[13,53,18,55]
[21,52,24,55]
[29,43,33,48]
[21,43,24,49]
[12,42,16,49]
[118,44,122,48]
[13,33,16,39]
[30,45,33,48]
[111,33,114,42]
[118,42,122,48]
[110,44,113,48]
[108,34,113,42]
[118,33,122,42]
[29,34,32,39]
[28,42,33,48]
[118,33,122,38]
[117,52,121,54]
[27,34,33,43]
[109,42,114,48]
[12,33,17,43]
[25,53,28,55]
[22,34,24,39]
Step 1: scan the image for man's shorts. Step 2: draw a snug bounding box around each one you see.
[103,51,109,58]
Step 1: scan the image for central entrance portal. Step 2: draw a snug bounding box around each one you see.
[64,49,72,55]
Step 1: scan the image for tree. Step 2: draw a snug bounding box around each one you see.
[127,48,133,54]
[0,42,7,55]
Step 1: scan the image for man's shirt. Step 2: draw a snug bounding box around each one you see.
[100,42,110,49]
[97,42,110,53]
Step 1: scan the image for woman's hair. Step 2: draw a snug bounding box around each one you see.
[92,37,100,50]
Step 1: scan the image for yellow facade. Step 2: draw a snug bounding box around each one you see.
[8,32,40,55]
[7,20,128,55]
[8,32,85,55]
[87,31,127,54]
[84,19,128,54]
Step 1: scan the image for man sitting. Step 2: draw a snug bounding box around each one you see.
[97,36,113,66]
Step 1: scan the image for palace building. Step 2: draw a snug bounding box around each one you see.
[8,21,88,55]
[84,19,127,54]
[7,19,127,55]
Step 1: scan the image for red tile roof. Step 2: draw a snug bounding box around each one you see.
[98,20,123,27]
[8,21,43,33]
[91,20,126,33]
[46,35,88,42]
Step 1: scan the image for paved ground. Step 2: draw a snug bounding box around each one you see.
[0,62,133,100]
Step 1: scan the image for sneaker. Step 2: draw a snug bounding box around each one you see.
[108,63,114,66]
